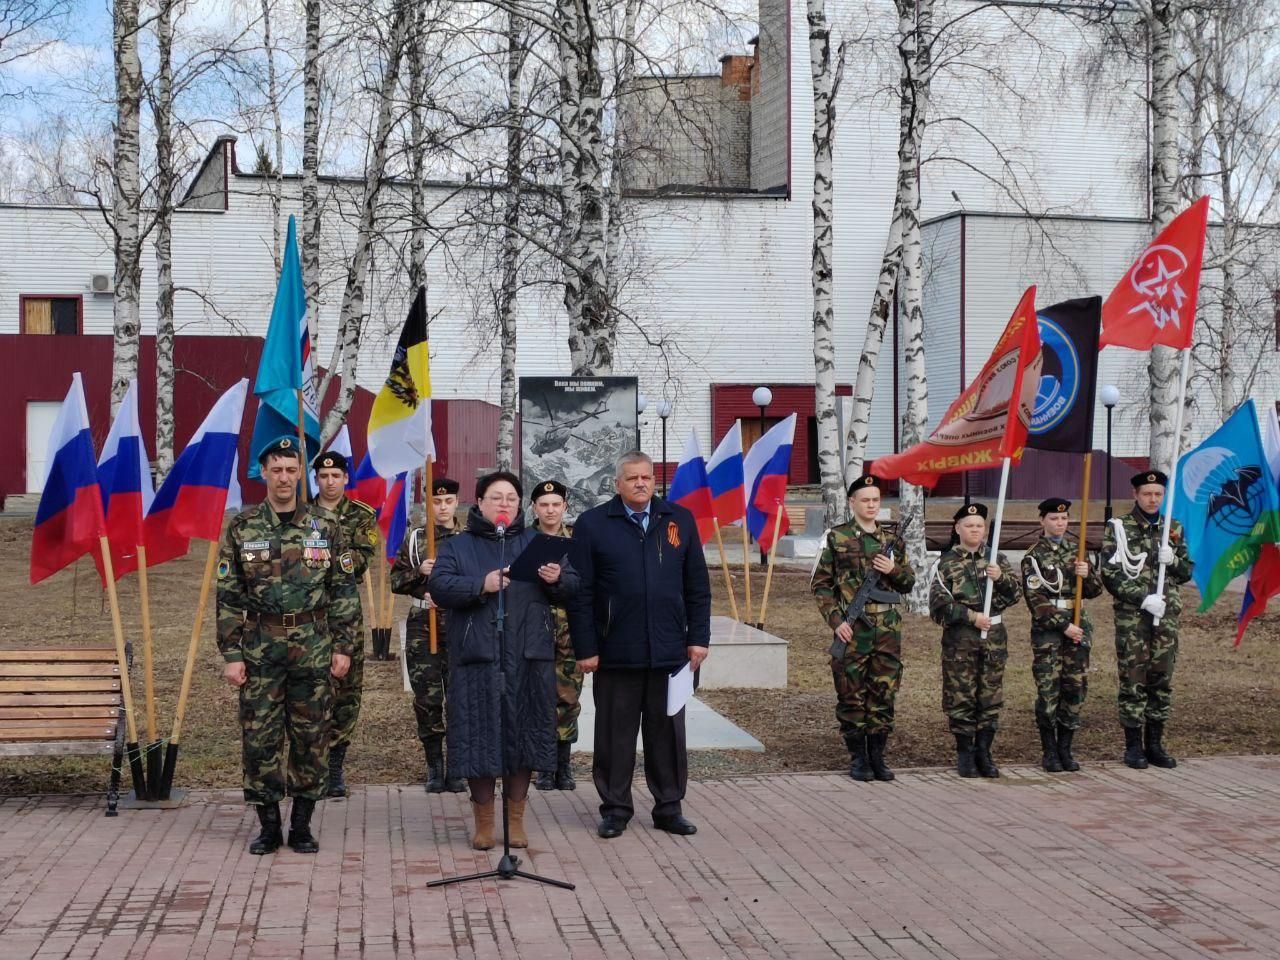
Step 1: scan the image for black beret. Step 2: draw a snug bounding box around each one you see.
[1038,498,1071,516]
[475,470,523,501]
[532,479,568,502]
[1132,469,1168,489]
[312,450,349,473]
[953,502,988,522]
[257,435,300,465]
[846,474,881,497]
[431,477,460,496]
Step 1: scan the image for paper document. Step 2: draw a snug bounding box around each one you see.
[666,662,695,716]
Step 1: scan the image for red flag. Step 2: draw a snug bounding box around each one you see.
[1237,543,1280,646]
[1100,197,1209,351]
[873,287,1041,488]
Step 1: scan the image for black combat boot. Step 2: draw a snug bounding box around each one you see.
[424,738,446,793]
[287,798,319,853]
[554,741,576,791]
[846,733,873,782]
[535,767,556,790]
[1038,726,1063,773]
[1056,724,1080,772]
[974,729,1000,778]
[1122,725,1148,769]
[327,743,349,799]
[249,802,283,855]
[1144,721,1177,769]
[954,734,978,778]
[867,732,895,782]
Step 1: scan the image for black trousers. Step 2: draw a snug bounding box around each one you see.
[592,667,687,821]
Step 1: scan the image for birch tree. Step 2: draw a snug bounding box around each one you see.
[152,0,177,477]
[301,0,322,366]
[111,0,144,413]
[260,0,284,268]
[495,10,527,471]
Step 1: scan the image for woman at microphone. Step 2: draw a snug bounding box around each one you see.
[428,471,579,850]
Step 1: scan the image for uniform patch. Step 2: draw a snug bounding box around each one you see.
[666,521,681,548]
[217,558,231,579]
[340,552,355,574]
[242,540,270,551]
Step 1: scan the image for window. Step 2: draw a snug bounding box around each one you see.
[20,295,81,335]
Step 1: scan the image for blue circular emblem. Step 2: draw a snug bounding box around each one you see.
[1030,315,1080,435]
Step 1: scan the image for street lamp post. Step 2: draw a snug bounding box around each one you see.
[1100,384,1120,522]
[658,400,673,496]
[751,386,773,565]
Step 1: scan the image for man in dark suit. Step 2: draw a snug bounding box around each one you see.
[569,450,712,839]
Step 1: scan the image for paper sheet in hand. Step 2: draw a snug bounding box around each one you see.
[507,533,578,583]
[667,662,695,716]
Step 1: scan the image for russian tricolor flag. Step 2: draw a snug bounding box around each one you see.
[144,379,249,566]
[310,424,356,496]
[31,373,106,584]
[378,472,410,561]
[1237,404,1280,645]
[743,413,796,552]
[707,421,746,527]
[93,379,155,583]
[352,451,387,513]
[668,430,715,545]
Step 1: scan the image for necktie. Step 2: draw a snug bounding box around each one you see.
[632,512,647,534]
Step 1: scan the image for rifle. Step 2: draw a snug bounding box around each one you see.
[829,510,916,658]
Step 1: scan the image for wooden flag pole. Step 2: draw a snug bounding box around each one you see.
[980,456,1013,640]
[1152,349,1193,627]
[136,544,161,798]
[98,536,147,800]
[296,389,309,504]
[712,519,739,621]
[1072,453,1093,628]
[158,539,218,799]
[364,568,378,638]
[755,506,785,631]
[425,458,438,655]
[740,522,753,622]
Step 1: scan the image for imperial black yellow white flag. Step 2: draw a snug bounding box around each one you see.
[367,287,434,476]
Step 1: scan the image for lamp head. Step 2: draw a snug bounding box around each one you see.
[658,400,673,419]
[637,394,649,414]
[752,386,773,408]
[1100,384,1121,409]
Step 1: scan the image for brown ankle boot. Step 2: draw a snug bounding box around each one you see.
[507,798,528,848]
[471,800,496,850]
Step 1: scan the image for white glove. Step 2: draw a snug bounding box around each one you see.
[1158,545,1175,566]
[1140,594,1167,619]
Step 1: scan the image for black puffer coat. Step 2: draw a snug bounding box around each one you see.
[429,511,579,779]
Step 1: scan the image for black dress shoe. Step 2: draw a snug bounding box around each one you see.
[598,816,627,839]
[652,815,697,836]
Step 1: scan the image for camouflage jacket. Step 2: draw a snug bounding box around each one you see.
[1101,508,1193,612]
[1021,535,1103,634]
[216,502,361,662]
[534,521,574,648]
[316,496,378,580]
[389,517,464,600]
[811,521,917,631]
[929,546,1022,629]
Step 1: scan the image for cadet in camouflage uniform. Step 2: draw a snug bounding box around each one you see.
[530,479,581,791]
[811,474,916,782]
[928,502,1022,778]
[217,438,360,855]
[312,450,378,798]
[1101,470,1193,770]
[1021,497,1102,773]
[390,476,466,792]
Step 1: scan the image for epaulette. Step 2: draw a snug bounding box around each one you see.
[348,498,376,519]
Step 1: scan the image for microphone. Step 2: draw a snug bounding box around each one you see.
[495,512,510,537]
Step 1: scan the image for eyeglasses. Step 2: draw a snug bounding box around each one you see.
[483,494,520,505]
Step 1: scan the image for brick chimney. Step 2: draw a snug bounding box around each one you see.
[719,54,754,101]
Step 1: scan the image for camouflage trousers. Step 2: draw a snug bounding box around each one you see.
[239,626,333,804]
[405,609,448,743]
[552,631,583,744]
[1030,629,1089,731]
[1114,607,1179,728]
[329,630,365,748]
[941,626,1008,736]
[831,619,903,737]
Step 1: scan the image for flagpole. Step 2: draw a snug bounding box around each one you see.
[712,519,739,621]
[980,456,1013,640]
[159,539,218,799]
[755,506,785,631]
[1152,348,1193,627]
[425,459,438,655]
[364,568,378,643]
[740,523,753,623]
[296,389,309,504]
[135,544,161,799]
[98,536,147,801]
[1071,454,1092,627]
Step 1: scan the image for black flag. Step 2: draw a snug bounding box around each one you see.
[1026,296,1101,453]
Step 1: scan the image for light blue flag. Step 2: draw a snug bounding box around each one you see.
[250,215,321,478]
[1172,398,1280,610]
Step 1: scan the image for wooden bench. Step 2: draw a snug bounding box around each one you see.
[0,647,126,816]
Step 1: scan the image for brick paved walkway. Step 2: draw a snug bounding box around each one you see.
[2,757,1279,959]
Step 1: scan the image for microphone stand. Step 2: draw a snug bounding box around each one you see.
[429,517,575,891]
